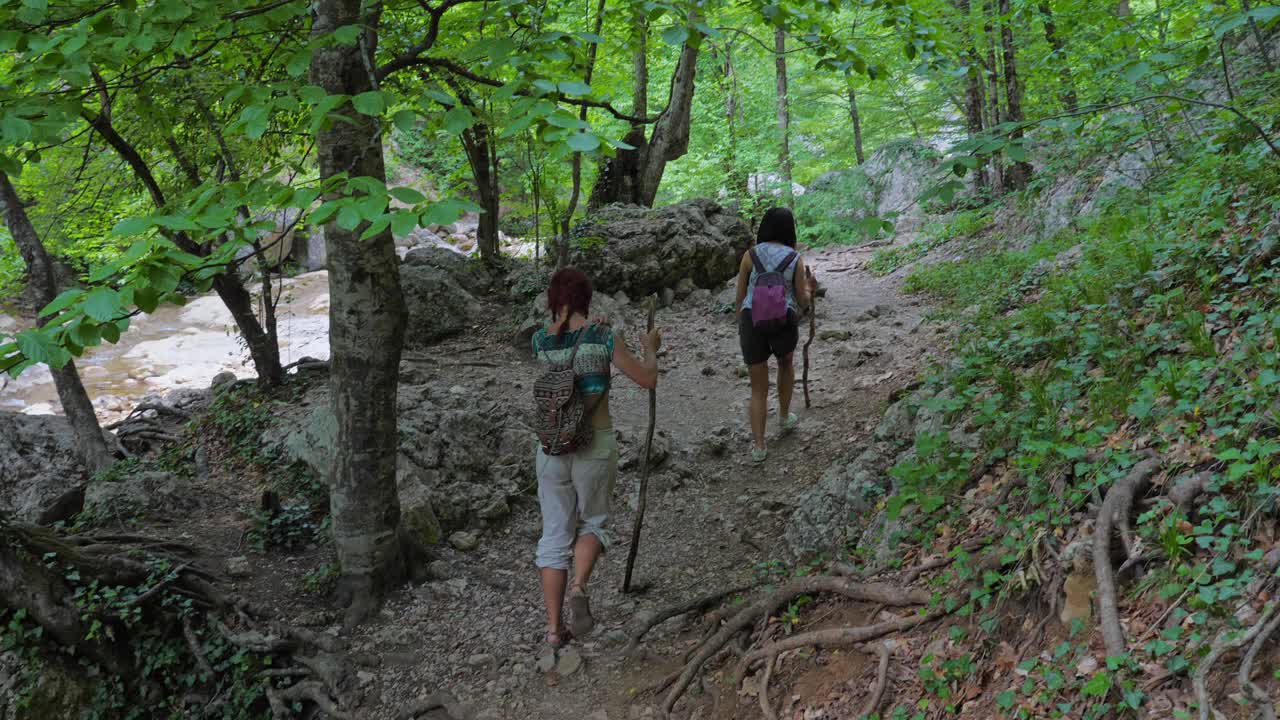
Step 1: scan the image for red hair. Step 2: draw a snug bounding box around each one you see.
[547,268,593,335]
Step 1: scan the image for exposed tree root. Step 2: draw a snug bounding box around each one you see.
[1093,453,1162,659]
[861,642,891,720]
[661,578,929,715]
[1238,603,1280,720]
[1195,602,1279,720]
[0,518,353,718]
[758,651,779,720]
[628,585,751,651]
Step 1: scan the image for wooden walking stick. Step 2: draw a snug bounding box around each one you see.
[802,267,816,409]
[623,295,658,594]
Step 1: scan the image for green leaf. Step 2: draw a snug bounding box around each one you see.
[16,329,68,368]
[332,24,361,44]
[112,217,152,236]
[567,132,601,153]
[1081,672,1112,697]
[100,322,121,344]
[311,201,341,225]
[352,91,386,116]
[336,204,363,231]
[444,106,475,133]
[38,289,84,318]
[133,286,161,314]
[558,81,591,97]
[83,288,122,323]
[996,691,1015,710]
[392,109,417,133]
[661,26,689,45]
[391,212,419,237]
[1007,143,1028,162]
[0,114,33,143]
[390,187,426,205]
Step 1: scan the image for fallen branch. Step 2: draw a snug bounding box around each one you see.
[628,585,751,650]
[1195,602,1279,720]
[861,643,891,719]
[1238,603,1280,720]
[1093,453,1162,659]
[662,577,929,714]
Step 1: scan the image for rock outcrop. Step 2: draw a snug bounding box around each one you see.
[0,412,117,523]
[808,141,941,234]
[399,263,484,348]
[566,198,752,298]
[264,382,536,537]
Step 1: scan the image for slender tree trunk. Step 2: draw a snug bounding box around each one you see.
[1000,0,1033,190]
[951,0,989,189]
[845,75,866,165]
[557,0,608,268]
[590,14,698,209]
[1241,0,1276,72]
[983,0,1005,191]
[775,27,794,205]
[462,122,500,263]
[82,112,283,387]
[0,172,113,476]
[310,0,408,624]
[722,46,749,196]
[1038,2,1078,110]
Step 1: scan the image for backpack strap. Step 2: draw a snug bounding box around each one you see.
[775,250,798,273]
[566,323,590,365]
[749,247,767,274]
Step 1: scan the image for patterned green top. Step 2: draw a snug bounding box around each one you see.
[532,324,615,395]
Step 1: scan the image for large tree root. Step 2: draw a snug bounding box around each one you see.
[660,577,929,715]
[1237,603,1280,720]
[0,518,354,718]
[1195,602,1279,720]
[1093,454,1162,660]
[862,642,891,719]
[628,585,752,651]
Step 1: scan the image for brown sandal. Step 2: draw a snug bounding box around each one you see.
[546,627,572,650]
[567,589,594,638]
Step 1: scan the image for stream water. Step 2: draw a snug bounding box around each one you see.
[0,271,332,422]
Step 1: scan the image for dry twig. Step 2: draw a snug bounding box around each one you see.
[1195,602,1279,720]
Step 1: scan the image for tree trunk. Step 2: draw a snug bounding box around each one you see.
[775,27,794,205]
[1241,0,1276,73]
[723,46,749,196]
[462,122,501,263]
[590,16,698,209]
[999,0,1032,190]
[82,111,283,387]
[310,0,408,623]
[846,76,866,166]
[951,0,989,189]
[1038,2,1078,110]
[983,0,1005,191]
[0,171,113,476]
[556,0,608,269]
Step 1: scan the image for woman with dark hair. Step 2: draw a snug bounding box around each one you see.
[531,267,661,650]
[734,207,816,463]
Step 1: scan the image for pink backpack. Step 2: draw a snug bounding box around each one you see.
[750,247,797,332]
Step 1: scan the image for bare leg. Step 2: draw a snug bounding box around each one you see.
[749,362,770,451]
[571,534,602,592]
[540,567,567,635]
[777,352,795,420]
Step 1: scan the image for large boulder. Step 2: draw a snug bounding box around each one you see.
[399,263,483,348]
[0,412,118,522]
[264,382,536,536]
[83,471,200,521]
[566,198,751,298]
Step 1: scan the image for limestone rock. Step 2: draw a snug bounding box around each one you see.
[226,556,252,578]
[84,471,199,520]
[400,264,483,348]
[449,530,480,551]
[0,411,118,522]
[565,199,751,297]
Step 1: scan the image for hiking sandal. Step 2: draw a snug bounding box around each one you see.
[750,447,768,464]
[780,413,800,434]
[567,589,594,638]
[545,627,571,650]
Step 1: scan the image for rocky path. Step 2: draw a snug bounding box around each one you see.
[347,243,948,720]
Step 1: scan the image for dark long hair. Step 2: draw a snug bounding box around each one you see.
[757,207,797,248]
[547,267,593,336]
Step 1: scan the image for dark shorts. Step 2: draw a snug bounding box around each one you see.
[738,310,799,366]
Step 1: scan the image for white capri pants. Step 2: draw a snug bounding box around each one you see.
[534,428,618,570]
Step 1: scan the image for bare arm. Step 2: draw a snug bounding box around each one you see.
[794,255,814,310]
[734,251,752,313]
[613,327,661,390]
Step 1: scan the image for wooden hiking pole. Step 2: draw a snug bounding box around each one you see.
[623,295,658,593]
[802,266,816,409]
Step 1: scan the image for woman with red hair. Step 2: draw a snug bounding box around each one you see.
[531,268,661,651]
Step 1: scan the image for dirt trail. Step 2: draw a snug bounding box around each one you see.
[337,243,946,720]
